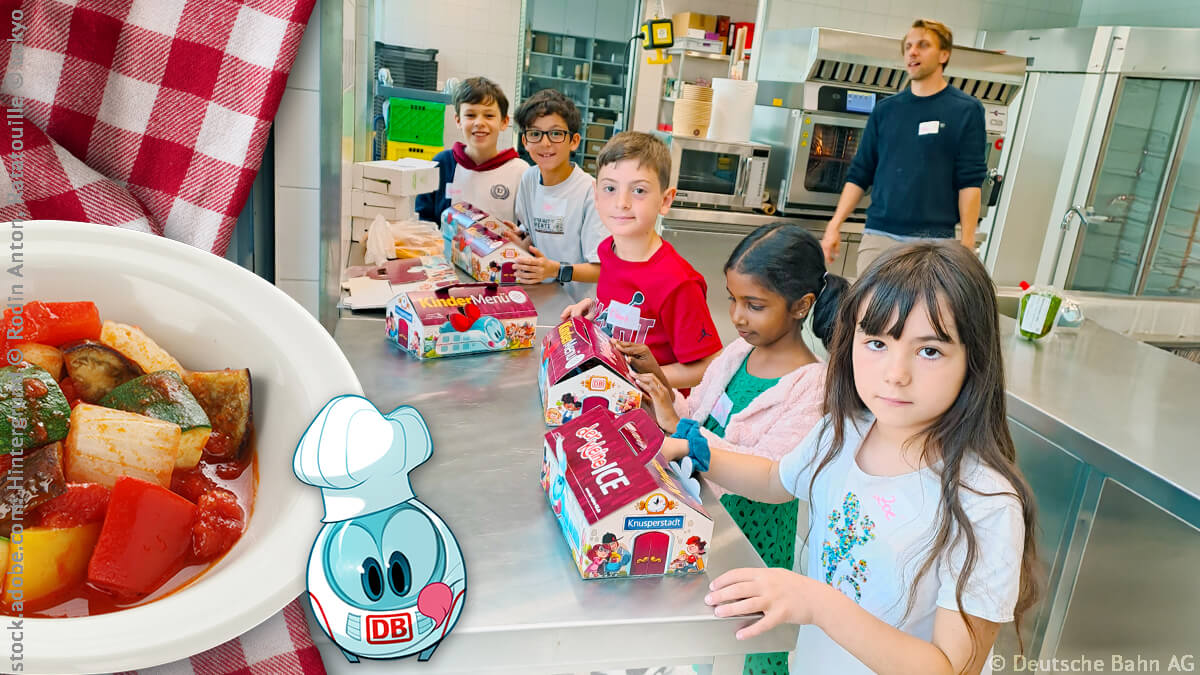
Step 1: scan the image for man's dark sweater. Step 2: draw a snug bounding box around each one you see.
[845,85,987,239]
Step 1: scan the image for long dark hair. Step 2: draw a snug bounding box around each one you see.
[813,241,1040,666]
[724,223,848,347]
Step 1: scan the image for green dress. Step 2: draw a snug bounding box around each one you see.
[704,352,797,675]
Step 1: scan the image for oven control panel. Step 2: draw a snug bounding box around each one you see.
[816,85,891,115]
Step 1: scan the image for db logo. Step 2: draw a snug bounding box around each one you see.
[366,611,414,644]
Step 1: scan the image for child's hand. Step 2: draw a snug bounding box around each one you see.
[660,437,689,461]
[706,568,821,639]
[561,297,596,321]
[634,372,679,433]
[514,246,558,284]
[501,220,529,247]
[614,339,663,376]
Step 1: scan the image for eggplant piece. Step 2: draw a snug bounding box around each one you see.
[183,369,252,459]
[0,442,67,536]
[61,339,144,403]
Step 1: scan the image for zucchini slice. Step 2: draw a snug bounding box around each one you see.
[183,369,252,459]
[61,340,145,403]
[99,321,185,378]
[99,371,211,469]
[0,364,71,451]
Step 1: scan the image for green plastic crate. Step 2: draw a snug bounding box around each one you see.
[387,97,445,146]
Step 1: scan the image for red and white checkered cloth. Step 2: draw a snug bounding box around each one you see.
[0,0,316,256]
[117,597,327,675]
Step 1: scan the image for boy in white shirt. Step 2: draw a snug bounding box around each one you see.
[415,77,527,224]
[507,89,607,285]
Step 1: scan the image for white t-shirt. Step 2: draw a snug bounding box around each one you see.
[778,414,1024,675]
[445,156,527,223]
[513,164,608,266]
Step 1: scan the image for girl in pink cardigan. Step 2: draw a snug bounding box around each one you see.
[624,223,848,675]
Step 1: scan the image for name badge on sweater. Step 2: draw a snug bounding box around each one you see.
[710,392,734,428]
[918,120,940,136]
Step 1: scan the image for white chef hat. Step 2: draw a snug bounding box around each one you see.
[293,395,433,522]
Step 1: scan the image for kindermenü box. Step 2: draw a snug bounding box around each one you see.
[386,283,537,359]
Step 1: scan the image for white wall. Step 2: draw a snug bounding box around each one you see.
[759,0,1082,46]
[1078,0,1200,27]
[273,6,324,316]
[376,0,523,149]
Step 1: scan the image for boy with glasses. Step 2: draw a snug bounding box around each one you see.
[507,89,607,284]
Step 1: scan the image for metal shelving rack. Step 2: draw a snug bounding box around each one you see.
[520,30,632,173]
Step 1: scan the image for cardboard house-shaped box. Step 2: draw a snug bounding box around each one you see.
[386,283,538,359]
[538,318,644,427]
[441,202,524,284]
[541,406,714,580]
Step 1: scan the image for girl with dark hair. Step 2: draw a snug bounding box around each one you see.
[668,241,1040,675]
[633,223,848,675]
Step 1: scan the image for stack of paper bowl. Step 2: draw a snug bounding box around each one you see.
[672,84,713,138]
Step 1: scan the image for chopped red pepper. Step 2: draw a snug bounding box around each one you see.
[87,476,197,598]
[2,301,101,347]
[28,483,111,528]
[191,488,245,562]
[59,377,83,409]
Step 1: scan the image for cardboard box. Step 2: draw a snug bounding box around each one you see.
[538,318,643,427]
[672,12,707,34]
[441,202,525,283]
[385,283,538,359]
[342,255,458,310]
[541,406,714,580]
[353,158,439,196]
[534,33,550,53]
[586,124,608,140]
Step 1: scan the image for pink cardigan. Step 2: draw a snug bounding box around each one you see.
[673,338,826,496]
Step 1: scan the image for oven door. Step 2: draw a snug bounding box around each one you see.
[783,112,871,212]
[672,141,754,209]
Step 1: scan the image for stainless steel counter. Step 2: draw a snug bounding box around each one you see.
[996,316,1199,664]
[316,282,798,674]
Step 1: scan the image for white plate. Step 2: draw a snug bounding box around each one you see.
[16,221,362,672]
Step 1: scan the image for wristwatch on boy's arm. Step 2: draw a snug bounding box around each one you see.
[557,263,574,283]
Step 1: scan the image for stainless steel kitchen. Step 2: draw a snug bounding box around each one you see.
[4,0,1199,673]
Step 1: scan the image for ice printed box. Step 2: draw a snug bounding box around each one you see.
[441,202,524,283]
[538,318,643,427]
[386,283,537,359]
[541,407,713,580]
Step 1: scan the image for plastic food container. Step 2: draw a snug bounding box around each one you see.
[1016,281,1063,340]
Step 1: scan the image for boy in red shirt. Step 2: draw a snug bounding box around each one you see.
[561,131,722,389]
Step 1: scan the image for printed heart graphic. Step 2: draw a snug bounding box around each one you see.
[449,303,482,332]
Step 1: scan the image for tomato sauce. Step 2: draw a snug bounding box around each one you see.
[10,449,257,619]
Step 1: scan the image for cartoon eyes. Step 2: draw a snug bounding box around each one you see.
[388,551,412,596]
[357,552,411,600]
[361,557,385,601]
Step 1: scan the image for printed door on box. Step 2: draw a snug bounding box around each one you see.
[631,531,669,576]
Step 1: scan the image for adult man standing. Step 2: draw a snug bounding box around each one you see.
[820,19,986,276]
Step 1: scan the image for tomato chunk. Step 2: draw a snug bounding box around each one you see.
[58,377,84,409]
[3,301,101,347]
[28,483,111,528]
[191,488,245,562]
[87,476,197,598]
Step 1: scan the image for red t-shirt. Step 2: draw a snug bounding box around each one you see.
[596,236,723,370]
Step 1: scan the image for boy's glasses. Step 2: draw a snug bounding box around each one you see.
[522,129,570,143]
